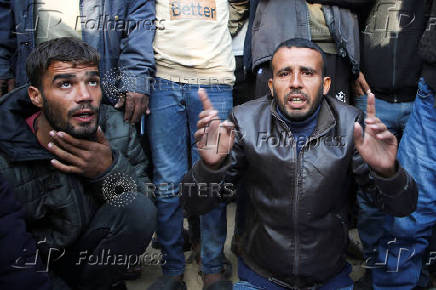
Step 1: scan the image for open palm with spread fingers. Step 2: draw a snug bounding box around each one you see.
[353,91,398,177]
[194,88,235,168]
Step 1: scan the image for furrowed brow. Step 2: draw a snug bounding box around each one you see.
[277,66,292,74]
[86,71,100,78]
[53,74,75,82]
[300,66,316,74]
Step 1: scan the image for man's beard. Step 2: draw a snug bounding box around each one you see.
[42,94,100,140]
[273,84,324,121]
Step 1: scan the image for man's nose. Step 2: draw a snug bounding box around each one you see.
[290,72,303,88]
[76,82,92,102]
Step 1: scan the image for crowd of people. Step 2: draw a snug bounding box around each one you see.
[0,0,434,289]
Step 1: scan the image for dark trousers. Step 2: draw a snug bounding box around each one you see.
[233,56,256,106]
[254,53,352,104]
[53,194,157,290]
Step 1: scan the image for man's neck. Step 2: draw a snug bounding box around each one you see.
[276,104,321,128]
[35,114,54,149]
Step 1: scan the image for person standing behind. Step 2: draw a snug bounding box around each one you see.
[147,1,236,289]
[0,0,155,124]
[353,0,430,287]
[359,0,436,288]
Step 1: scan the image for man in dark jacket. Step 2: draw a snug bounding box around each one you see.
[352,1,430,287]
[181,38,417,289]
[0,0,156,124]
[0,174,51,290]
[358,2,436,287]
[0,37,157,289]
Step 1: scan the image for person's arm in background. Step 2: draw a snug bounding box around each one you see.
[115,0,156,124]
[0,175,51,290]
[228,0,249,37]
[352,0,374,98]
[0,0,16,97]
[307,0,375,11]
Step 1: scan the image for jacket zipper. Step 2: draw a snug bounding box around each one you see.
[293,143,301,277]
[270,108,302,277]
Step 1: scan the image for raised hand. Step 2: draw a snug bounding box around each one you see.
[194,89,235,169]
[353,91,398,177]
[47,127,113,178]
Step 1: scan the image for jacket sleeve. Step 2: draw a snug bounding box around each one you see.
[86,121,154,202]
[118,0,156,96]
[228,0,249,37]
[0,0,16,80]
[353,112,418,217]
[0,175,51,290]
[181,111,247,216]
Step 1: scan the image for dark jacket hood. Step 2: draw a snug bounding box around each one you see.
[0,86,50,162]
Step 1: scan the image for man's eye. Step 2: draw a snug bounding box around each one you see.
[279,72,290,77]
[302,71,313,76]
[89,80,99,87]
[60,82,71,88]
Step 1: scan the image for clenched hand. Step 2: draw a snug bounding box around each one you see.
[115,91,150,124]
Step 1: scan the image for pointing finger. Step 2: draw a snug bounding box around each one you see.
[198,88,215,111]
[366,91,376,119]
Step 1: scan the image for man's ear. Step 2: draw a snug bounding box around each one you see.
[322,77,331,96]
[28,86,43,108]
[268,78,273,96]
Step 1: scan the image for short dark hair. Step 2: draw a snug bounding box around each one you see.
[271,38,327,77]
[26,37,100,88]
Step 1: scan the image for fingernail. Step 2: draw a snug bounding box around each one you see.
[57,132,64,138]
[48,142,53,148]
[49,130,55,137]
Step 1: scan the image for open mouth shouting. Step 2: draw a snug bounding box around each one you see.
[287,93,309,110]
[71,109,96,123]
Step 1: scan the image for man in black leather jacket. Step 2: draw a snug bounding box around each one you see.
[181,38,417,289]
